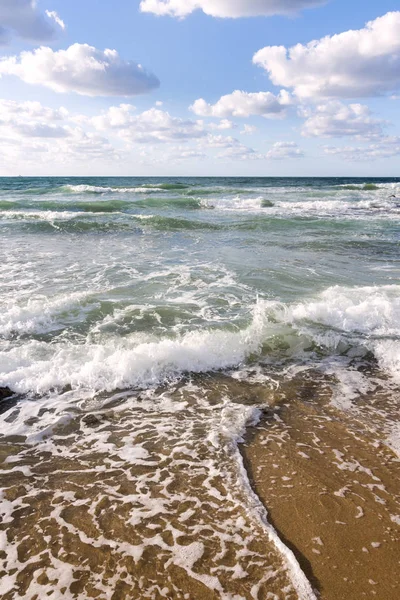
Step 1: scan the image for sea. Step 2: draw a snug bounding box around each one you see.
[0,176,399,600]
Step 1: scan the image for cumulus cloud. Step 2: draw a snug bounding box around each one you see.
[241,124,257,135]
[266,141,304,159]
[300,101,387,140]
[168,146,207,160]
[0,99,71,138]
[209,119,235,130]
[253,11,400,98]
[0,99,68,121]
[13,122,70,138]
[323,137,400,161]
[0,0,64,44]
[190,90,292,118]
[140,0,326,19]
[205,134,303,161]
[92,104,206,143]
[218,145,262,160]
[0,99,122,168]
[200,133,260,160]
[0,98,305,169]
[0,44,160,97]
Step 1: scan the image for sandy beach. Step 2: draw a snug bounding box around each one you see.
[1,369,399,599]
[243,375,400,599]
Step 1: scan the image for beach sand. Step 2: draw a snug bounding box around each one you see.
[0,372,399,599]
[242,375,400,599]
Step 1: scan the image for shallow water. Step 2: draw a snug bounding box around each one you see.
[1,177,399,599]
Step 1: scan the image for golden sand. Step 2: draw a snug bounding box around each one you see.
[0,373,399,599]
[242,375,400,600]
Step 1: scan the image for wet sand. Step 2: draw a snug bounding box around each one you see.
[0,372,399,599]
[242,376,400,600]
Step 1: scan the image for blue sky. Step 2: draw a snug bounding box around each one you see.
[0,0,399,176]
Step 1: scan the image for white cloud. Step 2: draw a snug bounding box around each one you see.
[241,124,257,135]
[205,134,239,148]
[169,146,207,160]
[253,11,400,98]
[203,133,305,160]
[209,119,235,130]
[217,144,262,161]
[200,133,260,160]
[13,122,70,138]
[205,134,303,161]
[266,141,304,159]
[0,99,121,167]
[300,101,387,140]
[140,0,326,19]
[0,98,306,170]
[92,104,206,143]
[0,44,160,97]
[0,0,64,44]
[45,11,66,31]
[0,99,68,121]
[190,90,292,118]
[323,137,400,161]
[0,99,71,139]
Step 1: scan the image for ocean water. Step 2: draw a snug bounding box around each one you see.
[1,176,400,599]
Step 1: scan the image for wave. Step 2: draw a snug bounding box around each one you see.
[339,183,380,191]
[134,197,203,210]
[0,211,222,233]
[1,285,399,398]
[0,199,134,213]
[141,183,189,190]
[59,183,190,195]
[0,196,205,213]
[203,196,269,211]
[3,195,399,219]
[134,215,221,230]
[63,185,172,195]
[281,285,400,382]
[0,211,139,233]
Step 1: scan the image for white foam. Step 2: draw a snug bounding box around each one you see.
[203,196,265,212]
[385,422,400,458]
[286,285,400,382]
[0,290,91,336]
[1,285,400,406]
[0,209,88,221]
[65,185,165,194]
[0,299,271,397]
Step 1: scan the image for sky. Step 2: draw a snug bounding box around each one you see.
[0,0,399,176]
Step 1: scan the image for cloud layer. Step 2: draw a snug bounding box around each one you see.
[324,137,400,161]
[0,0,64,44]
[0,44,160,96]
[140,0,326,18]
[253,11,400,98]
